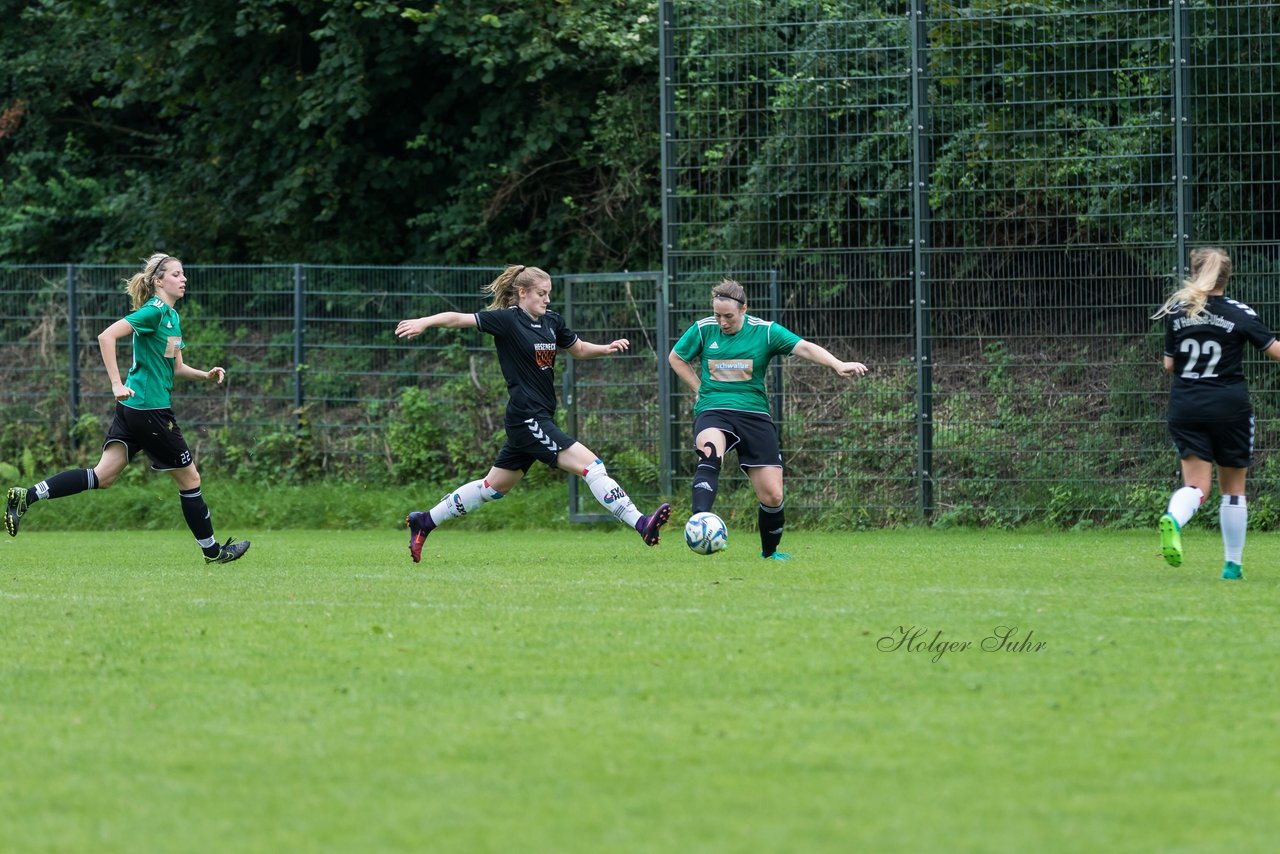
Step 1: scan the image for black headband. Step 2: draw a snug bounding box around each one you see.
[715,293,745,306]
[152,256,170,280]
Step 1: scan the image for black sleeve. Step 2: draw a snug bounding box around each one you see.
[555,319,579,350]
[475,309,511,338]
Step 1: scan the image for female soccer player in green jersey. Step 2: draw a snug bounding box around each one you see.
[668,278,867,560]
[4,254,250,564]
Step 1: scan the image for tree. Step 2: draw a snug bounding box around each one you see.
[0,0,662,270]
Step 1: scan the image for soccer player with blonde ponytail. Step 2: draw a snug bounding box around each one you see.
[395,264,671,564]
[5,254,250,564]
[1155,247,1280,579]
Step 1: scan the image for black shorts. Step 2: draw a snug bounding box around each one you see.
[1169,415,1254,468]
[493,417,577,473]
[693,409,782,471]
[104,403,194,471]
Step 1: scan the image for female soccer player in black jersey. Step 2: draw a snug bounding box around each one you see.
[395,265,671,564]
[1154,247,1280,580]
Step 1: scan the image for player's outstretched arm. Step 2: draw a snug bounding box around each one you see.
[396,312,478,339]
[566,338,630,360]
[791,340,868,378]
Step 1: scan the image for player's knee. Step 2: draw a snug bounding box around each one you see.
[695,441,722,471]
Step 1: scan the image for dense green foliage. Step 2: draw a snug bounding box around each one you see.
[0,0,661,269]
[4,529,1279,851]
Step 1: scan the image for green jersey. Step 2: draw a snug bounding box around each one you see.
[673,315,802,416]
[122,297,184,410]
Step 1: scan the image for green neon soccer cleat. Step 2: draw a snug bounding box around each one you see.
[1159,513,1182,568]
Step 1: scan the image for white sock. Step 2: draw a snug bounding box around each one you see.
[1220,495,1247,564]
[1166,486,1204,527]
[582,459,642,528]
[428,479,503,527]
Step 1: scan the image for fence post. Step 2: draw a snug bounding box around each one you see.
[656,274,673,499]
[910,0,934,521]
[66,264,80,441]
[659,0,680,494]
[293,264,305,427]
[768,269,782,423]
[562,276,582,516]
[1171,0,1191,272]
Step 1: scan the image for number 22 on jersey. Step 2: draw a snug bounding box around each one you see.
[1180,337,1222,379]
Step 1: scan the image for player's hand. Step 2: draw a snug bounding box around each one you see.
[112,382,135,401]
[605,338,631,354]
[207,367,226,384]
[836,361,868,378]
[396,318,429,339]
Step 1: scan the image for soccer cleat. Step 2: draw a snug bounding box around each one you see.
[205,537,250,564]
[406,511,431,563]
[1159,512,1182,567]
[761,551,792,561]
[637,502,672,546]
[5,486,28,537]
[1222,561,1244,581]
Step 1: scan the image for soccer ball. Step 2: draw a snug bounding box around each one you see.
[684,512,728,555]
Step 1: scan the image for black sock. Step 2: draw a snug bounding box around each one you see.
[179,487,220,557]
[29,468,97,503]
[759,501,784,556]
[691,442,722,514]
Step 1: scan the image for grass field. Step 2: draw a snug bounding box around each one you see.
[2,526,1278,852]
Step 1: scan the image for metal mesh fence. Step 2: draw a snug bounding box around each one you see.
[0,265,503,485]
[660,0,1280,527]
[0,264,668,512]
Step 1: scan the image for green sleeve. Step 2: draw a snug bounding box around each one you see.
[672,322,704,362]
[124,302,162,335]
[771,322,803,356]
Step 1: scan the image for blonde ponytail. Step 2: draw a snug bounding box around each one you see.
[1153,247,1232,320]
[124,253,171,310]
[482,264,548,310]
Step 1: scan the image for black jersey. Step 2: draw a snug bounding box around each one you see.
[475,306,579,426]
[1164,295,1276,422]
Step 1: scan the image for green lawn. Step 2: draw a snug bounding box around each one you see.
[2,527,1277,852]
